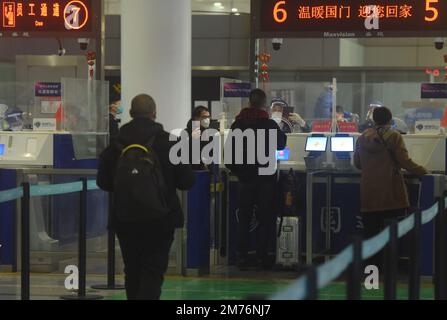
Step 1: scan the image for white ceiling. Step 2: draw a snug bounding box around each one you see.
[356,38,438,47]
[104,0,250,15]
[192,0,250,14]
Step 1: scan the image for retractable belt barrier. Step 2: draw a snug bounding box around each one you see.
[0,179,103,300]
[271,198,447,300]
[1,179,446,300]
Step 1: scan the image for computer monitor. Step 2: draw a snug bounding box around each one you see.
[331,137,355,152]
[0,144,4,156]
[276,148,290,161]
[305,137,328,152]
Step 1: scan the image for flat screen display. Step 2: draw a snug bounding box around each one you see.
[331,137,355,152]
[0,144,4,156]
[305,137,328,152]
[277,147,290,161]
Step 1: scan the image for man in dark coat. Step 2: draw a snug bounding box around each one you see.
[225,89,287,270]
[108,94,122,140]
[97,94,195,300]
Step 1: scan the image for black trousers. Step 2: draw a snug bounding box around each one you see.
[116,224,174,300]
[362,209,406,271]
[238,180,276,262]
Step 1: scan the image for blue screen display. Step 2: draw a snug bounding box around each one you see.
[305,137,328,152]
[0,144,4,156]
[277,148,290,161]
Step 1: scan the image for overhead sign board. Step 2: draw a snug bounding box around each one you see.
[255,0,447,38]
[421,83,447,99]
[0,0,99,38]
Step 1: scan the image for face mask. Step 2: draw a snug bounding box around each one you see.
[272,112,283,124]
[201,118,210,129]
[116,106,124,115]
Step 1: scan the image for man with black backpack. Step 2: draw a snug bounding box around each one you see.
[97,94,195,300]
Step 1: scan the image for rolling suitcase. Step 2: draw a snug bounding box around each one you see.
[276,216,300,268]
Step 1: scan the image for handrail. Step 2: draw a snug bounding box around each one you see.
[0,181,100,204]
[0,187,23,204]
[270,198,445,300]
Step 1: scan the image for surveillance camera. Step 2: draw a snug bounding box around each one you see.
[58,48,66,56]
[272,38,283,51]
[78,38,90,51]
[435,37,445,50]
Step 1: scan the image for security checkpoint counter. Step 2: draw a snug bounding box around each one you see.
[278,133,447,275]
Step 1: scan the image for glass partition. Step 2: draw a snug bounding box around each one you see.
[265,70,446,134]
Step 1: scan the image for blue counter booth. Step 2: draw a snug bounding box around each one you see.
[225,171,441,275]
[0,134,108,271]
[186,171,211,275]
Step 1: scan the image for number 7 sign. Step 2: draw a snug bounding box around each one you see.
[64,0,89,30]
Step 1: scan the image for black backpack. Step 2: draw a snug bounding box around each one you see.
[113,136,170,222]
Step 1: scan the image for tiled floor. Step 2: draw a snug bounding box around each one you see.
[0,270,435,300]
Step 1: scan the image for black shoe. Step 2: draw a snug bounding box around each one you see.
[238,259,249,271]
[256,259,273,271]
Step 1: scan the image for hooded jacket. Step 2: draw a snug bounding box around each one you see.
[225,107,287,183]
[97,117,196,230]
[354,127,428,213]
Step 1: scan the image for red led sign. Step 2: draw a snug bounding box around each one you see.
[255,0,447,38]
[0,0,99,37]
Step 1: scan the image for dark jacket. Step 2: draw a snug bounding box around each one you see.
[354,126,428,213]
[97,117,196,230]
[109,114,120,139]
[225,107,287,183]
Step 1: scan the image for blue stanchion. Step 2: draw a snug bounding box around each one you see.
[317,245,353,289]
[0,180,99,204]
[0,187,23,204]
[270,197,447,300]
[398,214,414,238]
[362,228,390,261]
[30,182,83,197]
[87,180,99,191]
[270,276,308,300]
[422,203,440,225]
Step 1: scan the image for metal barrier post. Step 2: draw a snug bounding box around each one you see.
[61,178,103,300]
[384,220,398,300]
[91,193,125,291]
[347,237,362,300]
[409,210,422,300]
[21,183,30,300]
[305,266,318,300]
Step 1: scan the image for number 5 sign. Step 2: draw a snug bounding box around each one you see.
[64,0,89,30]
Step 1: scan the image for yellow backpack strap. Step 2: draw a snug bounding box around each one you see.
[121,144,149,156]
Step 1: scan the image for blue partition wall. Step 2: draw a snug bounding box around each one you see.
[187,171,211,271]
[0,170,17,267]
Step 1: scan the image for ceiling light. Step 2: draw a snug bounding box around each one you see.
[214,2,222,7]
[231,8,238,13]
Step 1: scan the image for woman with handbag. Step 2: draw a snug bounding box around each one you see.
[354,106,428,268]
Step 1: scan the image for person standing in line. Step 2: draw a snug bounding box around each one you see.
[354,106,427,267]
[226,89,287,271]
[97,94,195,300]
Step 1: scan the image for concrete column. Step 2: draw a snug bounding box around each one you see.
[121,0,191,132]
